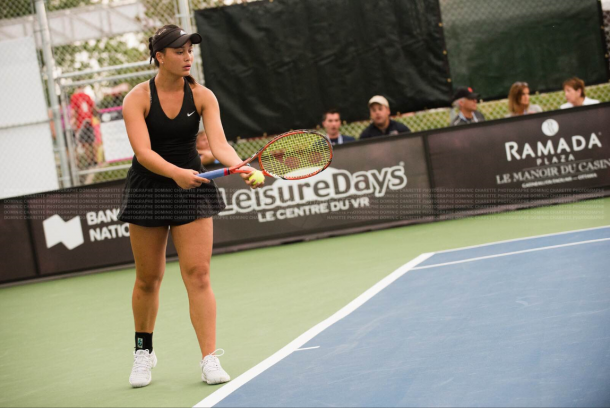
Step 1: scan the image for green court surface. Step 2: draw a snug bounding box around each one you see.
[0,198,608,407]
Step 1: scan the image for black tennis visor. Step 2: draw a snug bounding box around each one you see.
[152,27,202,55]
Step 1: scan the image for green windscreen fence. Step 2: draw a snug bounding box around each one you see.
[195,0,452,140]
[440,0,610,100]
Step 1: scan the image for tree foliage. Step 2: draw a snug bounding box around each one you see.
[2,0,96,19]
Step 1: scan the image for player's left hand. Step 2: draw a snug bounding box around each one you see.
[239,167,264,189]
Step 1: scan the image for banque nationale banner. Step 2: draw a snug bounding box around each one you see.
[212,135,433,247]
[427,103,610,212]
[24,184,179,276]
[0,199,38,282]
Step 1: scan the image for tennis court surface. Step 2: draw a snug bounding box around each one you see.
[1,198,609,408]
[201,227,610,407]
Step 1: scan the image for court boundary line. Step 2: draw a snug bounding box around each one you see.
[412,237,610,270]
[194,252,434,408]
[434,225,610,254]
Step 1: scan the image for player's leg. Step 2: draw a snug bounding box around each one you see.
[131,223,169,332]
[129,223,170,387]
[170,218,215,355]
[170,217,230,384]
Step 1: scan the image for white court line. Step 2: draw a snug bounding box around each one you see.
[295,346,320,351]
[435,225,610,254]
[412,237,610,271]
[194,252,434,408]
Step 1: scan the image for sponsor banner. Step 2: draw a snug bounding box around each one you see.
[25,181,178,276]
[99,107,134,162]
[0,199,38,282]
[212,135,433,247]
[428,103,610,212]
[20,135,431,276]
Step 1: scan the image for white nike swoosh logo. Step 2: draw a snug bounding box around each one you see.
[187,111,196,117]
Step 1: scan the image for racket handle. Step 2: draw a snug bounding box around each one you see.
[198,168,229,180]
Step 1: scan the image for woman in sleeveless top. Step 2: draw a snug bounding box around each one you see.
[118,24,262,388]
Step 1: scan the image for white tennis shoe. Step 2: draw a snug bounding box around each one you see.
[129,349,157,388]
[200,349,230,385]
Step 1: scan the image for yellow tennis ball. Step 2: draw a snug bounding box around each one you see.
[249,170,265,186]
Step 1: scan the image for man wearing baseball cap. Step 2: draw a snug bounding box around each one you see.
[450,87,485,126]
[359,95,411,140]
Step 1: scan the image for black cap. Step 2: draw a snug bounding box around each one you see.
[150,26,202,63]
[452,87,479,102]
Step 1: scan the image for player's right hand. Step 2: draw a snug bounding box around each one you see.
[173,168,209,189]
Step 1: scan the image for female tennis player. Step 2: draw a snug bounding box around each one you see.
[118,24,262,388]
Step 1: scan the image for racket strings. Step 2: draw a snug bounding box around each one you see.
[260,132,332,179]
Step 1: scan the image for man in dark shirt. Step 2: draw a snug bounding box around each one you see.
[359,95,411,139]
[450,87,486,126]
[322,109,355,146]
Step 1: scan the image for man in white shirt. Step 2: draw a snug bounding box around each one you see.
[560,77,600,109]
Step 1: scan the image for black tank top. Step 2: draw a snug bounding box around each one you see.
[131,77,201,179]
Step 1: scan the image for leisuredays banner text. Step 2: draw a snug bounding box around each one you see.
[212,136,433,246]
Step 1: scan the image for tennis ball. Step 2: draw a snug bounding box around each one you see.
[249,170,265,186]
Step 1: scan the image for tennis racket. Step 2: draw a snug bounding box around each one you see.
[198,130,333,180]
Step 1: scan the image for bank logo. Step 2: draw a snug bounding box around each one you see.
[43,215,84,250]
[541,119,559,137]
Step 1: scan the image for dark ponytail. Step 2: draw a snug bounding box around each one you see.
[148,36,155,64]
[149,25,197,85]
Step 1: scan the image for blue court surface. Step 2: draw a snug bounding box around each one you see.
[198,227,610,407]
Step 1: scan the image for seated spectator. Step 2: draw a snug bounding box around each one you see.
[360,95,411,139]
[196,130,218,166]
[450,87,486,126]
[561,77,599,109]
[507,82,542,117]
[322,109,355,146]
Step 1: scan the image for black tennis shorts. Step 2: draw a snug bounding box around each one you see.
[118,167,226,227]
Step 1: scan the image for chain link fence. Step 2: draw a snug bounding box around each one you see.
[1,0,33,19]
[1,0,220,188]
[1,0,610,188]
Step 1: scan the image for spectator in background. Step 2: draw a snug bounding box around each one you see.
[360,95,410,139]
[70,86,98,165]
[321,109,355,146]
[561,77,599,109]
[196,130,218,166]
[450,87,486,126]
[507,82,542,117]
